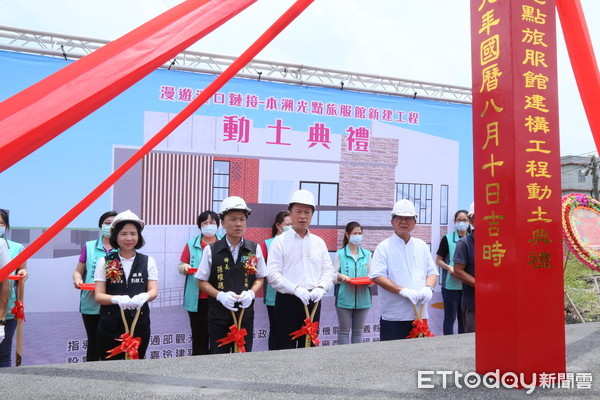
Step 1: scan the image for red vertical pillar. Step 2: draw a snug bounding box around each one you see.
[470,0,565,381]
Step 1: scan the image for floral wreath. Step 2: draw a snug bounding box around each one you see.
[562,193,600,272]
[241,253,258,275]
[105,257,124,283]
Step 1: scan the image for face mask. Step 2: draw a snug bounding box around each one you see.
[101,224,112,238]
[201,224,218,237]
[349,235,363,245]
[0,226,5,236]
[455,222,469,232]
[283,225,293,233]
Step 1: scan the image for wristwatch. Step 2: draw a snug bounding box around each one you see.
[0,320,6,326]
[426,285,435,293]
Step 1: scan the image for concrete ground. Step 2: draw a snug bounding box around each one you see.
[0,322,598,399]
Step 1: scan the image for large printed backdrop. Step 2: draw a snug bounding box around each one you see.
[0,50,471,365]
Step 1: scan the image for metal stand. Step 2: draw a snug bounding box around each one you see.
[563,249,586,323]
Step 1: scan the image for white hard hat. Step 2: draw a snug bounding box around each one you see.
[288,189,315,209]
[219,196,251,217]
[112,210,145,230]
[468,202,475,217]
[391,199,418,218]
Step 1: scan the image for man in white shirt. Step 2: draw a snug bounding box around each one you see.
[369,199,438,340]
[267,189,336,349]
[196,196,266,353]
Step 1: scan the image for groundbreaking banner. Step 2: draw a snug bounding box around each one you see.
[0,49,471,365]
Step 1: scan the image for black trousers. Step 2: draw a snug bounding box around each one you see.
[208,320,254,354]
[266,305,278,350]
[188,298,209,355]
[81,313,100,362]
[274,293,321,350]
[97,328,150,360]
[379,318,414,341]
[462,307,476,333]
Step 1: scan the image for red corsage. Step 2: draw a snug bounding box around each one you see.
[241,253,258,275]
[105,259,123,283]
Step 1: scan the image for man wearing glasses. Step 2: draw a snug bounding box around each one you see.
[369,199,438,340]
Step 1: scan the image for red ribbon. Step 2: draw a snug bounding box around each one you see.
[217,324,247,353]
[290,318,321,346]
[106,333,141,359]
[406,319,434,338]
[10,301,25,321]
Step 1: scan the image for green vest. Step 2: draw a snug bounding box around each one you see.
[183,235,220,312]
[335,246,372,310]
[263,236,277,307]
[442,232,466,290]
[2,237,24,320]
[80,238,115,315]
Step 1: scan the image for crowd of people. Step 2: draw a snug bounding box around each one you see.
[0,194,476,363]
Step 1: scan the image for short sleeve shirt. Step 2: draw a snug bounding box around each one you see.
[453,232,475,310]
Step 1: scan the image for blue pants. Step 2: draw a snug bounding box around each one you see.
[0,319,17,368]
[441,287,464,335]
[379,318,414,341]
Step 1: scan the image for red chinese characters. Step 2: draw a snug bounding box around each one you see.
[345,126,370,152]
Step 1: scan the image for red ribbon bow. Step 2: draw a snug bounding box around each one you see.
[10,301,25,321]
[290,318,321,346]
[106,333,142,359]
[406,318,434,338]
[217,324,247,353]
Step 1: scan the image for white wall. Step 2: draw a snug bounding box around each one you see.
[259,159,340,203]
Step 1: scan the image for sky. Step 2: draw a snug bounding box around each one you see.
[1,0,599,156]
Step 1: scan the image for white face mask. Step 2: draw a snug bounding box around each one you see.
[0,226,5,237]
[101,224,112,238]
[201,224,218,237]
[455,222,469,232]
[282,225,292,233]
[349,235,363,245]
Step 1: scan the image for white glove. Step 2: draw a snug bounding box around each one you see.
[418,286,433,304]
[293,286,311,305]
[177,262,190,275]
[0,325,4,344]
[238,290,255,309]
[399,288,420,304]
[131,293,150,309]
[111,295,134,310]
[216,291,239,311]
[310,287,326,302]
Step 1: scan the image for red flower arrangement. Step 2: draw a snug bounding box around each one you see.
[105,259,124,283]
[241,253,258,275]
[562,193,600,272]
